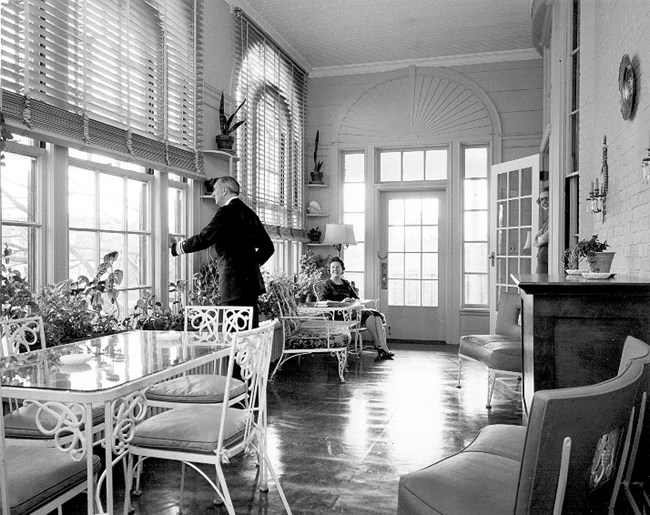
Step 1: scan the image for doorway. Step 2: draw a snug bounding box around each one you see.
[379,190,446,342]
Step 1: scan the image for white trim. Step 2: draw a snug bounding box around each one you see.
[224,0,312,73]
[310,48,541,78]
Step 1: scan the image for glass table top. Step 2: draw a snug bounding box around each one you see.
[0,330,228,392]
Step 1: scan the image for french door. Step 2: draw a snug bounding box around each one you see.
[489,155,540,326]
[378,190,446,341]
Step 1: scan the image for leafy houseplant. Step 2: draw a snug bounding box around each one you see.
[215,92,246,151]
[564,235,615,273]
[308,227,322,243]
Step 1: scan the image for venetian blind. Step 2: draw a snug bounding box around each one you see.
[0,0,204,177]
[233,9,306,240]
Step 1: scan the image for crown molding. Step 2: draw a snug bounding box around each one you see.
[309,48,541,78]
[224,0,312,73]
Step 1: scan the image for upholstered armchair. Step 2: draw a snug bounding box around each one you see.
[456,291,522,409]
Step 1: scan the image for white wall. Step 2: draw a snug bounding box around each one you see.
[578,1,650,278]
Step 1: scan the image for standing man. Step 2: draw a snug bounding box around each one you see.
[170,176,274,327]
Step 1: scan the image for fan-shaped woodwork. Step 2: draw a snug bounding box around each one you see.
[338,73,494,142]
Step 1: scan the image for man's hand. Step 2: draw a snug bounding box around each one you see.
[168,235,177,249]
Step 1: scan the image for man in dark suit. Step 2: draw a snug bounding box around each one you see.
[170,176,274,327]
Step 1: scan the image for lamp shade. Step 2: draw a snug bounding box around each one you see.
[322,224,357,246]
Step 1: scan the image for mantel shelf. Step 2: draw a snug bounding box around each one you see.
[203,149,240,162]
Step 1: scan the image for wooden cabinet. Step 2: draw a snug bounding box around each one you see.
[514,273,650,413]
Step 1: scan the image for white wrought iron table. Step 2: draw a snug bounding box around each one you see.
[0,330,231,515]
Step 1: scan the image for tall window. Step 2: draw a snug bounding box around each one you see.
[0,140,41,282]
[68,149,152,315]
[168,174,188,287]
[342,153,365,295]
[1,0,203,175]
[566,0,581,250]
[233,9,307,244]
[462,146,488,306]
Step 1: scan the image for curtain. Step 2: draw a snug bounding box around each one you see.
[233,9,306,240]
[0,0,204,177]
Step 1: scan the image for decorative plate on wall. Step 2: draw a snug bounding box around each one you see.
[618,54,636,120]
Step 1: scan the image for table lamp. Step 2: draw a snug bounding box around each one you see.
[323,224,357,255]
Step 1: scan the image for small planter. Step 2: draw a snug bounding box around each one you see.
[587,251,616,273]
[310,171,323,184]
[215,134,234,150]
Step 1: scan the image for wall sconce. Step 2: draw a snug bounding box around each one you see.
[642,148,650,184]
[586,136,608,222]
[323,223,357,256]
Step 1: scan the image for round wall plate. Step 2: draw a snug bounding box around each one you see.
[618,54,636,120]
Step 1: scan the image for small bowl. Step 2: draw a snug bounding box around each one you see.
[60,353,93,366]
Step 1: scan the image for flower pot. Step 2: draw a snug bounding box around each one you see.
[310,171,323,184]
[587,251,616,273]
[215,134,234,150]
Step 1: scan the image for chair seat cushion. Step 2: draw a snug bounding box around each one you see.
[6,445,101,515]
[459,334,522,373]
[145,375,247,404]
[285,329,350,350]
[4,403,105,440]
[132,405,249,454]
[398,424,526,515]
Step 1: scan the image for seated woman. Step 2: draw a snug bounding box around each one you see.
[319,256,394,360]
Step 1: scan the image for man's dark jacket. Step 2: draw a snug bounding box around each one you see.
[171,198,274,302]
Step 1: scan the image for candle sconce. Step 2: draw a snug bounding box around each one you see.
[641,148,650,184]
[586,136,608,222]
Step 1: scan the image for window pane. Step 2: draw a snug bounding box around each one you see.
[464,242,488,273]
[343,183,365,213]
[388,227,404,252]
[127,180,148,232]
[343,212,365,244]
[465,148,488,178]
[405,280,420,306]
[99,175,125,231]
[404,227,421,252]
[127,235,149,288]
[425,150,447,180]
[380,152,401,182]
[422,226,438,252]
[168,187,185,235]
[1,154,35,222]
[69,167,97,228]
[69,231,97,278]
[100,233,124,267]
[465,274,488,304]
[422,253,438,280]
[464,211,488,241]
[464,179,488,210]
[404,254,421,279]
[388,279,403,305]
[388,199,404,225]
[422,280,438,307]
[404,199,422,225]
[1,226,31,278]
[403,151,424,181]
[344,243,364,273]
[389,253,404,279]
[422,198,439,224]
[344,153,364,182]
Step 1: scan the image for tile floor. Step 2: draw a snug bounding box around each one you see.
[69,343,523,514]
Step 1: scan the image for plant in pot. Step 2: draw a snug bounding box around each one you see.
[568,234,615,273]
[308,227,322,243]
[215,92,246,151]
[310,130,324,184]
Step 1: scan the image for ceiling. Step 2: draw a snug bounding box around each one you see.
[232,0,537,76]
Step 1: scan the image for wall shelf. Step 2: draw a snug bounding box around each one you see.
[307,213,329,217]
[306,243,334,247]
[306,183,327,188]
[203,149,240,162]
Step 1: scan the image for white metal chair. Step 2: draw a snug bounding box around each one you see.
[124,320,292,514]
[144,306,253,408]
[0,316,46,357]
[0,384,102,514]
[0,317,106,448]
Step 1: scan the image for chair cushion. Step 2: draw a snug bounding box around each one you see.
[132,405,249,454]
[494,292,522,340]
[459,334,522,373]
[145,375,247,404]
[6,445,101,515]
[398,424,526,515]
[4,403,105,440]
[285,329,350,350]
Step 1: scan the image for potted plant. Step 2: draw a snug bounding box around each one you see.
[564,235,615,273]
[310,130,324,184]
[215,92,246,151]
[308,227,322,243]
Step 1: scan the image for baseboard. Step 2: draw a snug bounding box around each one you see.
[387,339,447,345]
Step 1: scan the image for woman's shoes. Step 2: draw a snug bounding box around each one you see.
[376,348,395,360]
